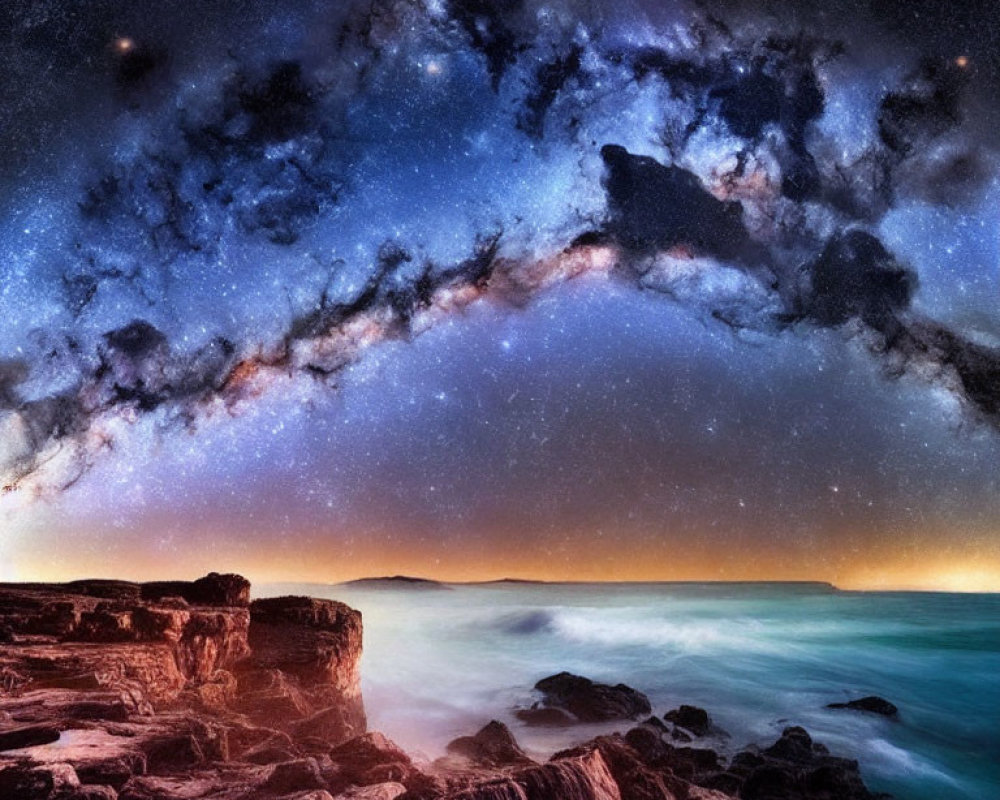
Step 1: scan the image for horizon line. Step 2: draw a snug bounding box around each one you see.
[5,572,998,595]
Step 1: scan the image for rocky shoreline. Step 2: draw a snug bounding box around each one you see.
[0,574,887,800]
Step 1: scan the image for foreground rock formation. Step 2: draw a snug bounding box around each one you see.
[1,575,886,800]
[0,574,365,799]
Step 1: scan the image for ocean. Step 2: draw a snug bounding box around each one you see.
[255,581,1000,800]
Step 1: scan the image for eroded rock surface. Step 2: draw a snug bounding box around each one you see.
[0,575,366,800]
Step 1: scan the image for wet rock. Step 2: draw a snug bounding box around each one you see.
[663,705,710,737]
[826,696,899,718]
[582,735,707,800]
[622,725,671,765]
[728,726,880,800]
[446,721,535,768]
[514,706,574,727]
[529,673,651,723]
[641,716,667,732]
[669,727,692,743]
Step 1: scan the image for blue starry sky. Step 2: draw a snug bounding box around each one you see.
[1,0,998,589]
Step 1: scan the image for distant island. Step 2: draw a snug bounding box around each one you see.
[340,575,452,590]
[335,576,839,591]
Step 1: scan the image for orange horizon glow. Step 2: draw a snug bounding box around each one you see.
[9,526,1000,593]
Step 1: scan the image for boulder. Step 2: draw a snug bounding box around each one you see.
[260,757,327,794]
[328,733,416,789]
[446,721,535,768]
[241,736,299,765]
[140,573,251,607]
[726,726,881,800]
[663,705,710,737]
[528,673,651,722]
[826,696,898,718]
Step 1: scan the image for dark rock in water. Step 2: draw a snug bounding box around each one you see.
[763,725,827,762]
[515,706,575,727]
[623,725,671,763]
[530,672,651,722]
[663,705,711,736]
[447,721,535,768]
[827,696,899,718]
[728,726,880,800]
[642,716,667,732]
[599,722,881,800]
[669,726,692,743]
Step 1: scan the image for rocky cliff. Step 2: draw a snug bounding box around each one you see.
[0,574,366,799]
[0,576,884,800]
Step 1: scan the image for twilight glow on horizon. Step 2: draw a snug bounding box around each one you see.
[1,0,998,591]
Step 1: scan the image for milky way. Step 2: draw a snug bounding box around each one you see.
[1,0,998,587]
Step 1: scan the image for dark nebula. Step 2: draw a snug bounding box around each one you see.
[0,0,997,587]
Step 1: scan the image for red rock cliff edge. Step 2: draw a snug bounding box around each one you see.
[0,573,365,799]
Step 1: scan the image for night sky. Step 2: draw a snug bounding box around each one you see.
[2,0,998,589]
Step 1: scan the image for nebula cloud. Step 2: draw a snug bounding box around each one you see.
[1,0,998,502]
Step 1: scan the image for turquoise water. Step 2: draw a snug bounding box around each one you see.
[257,582,1000,800]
